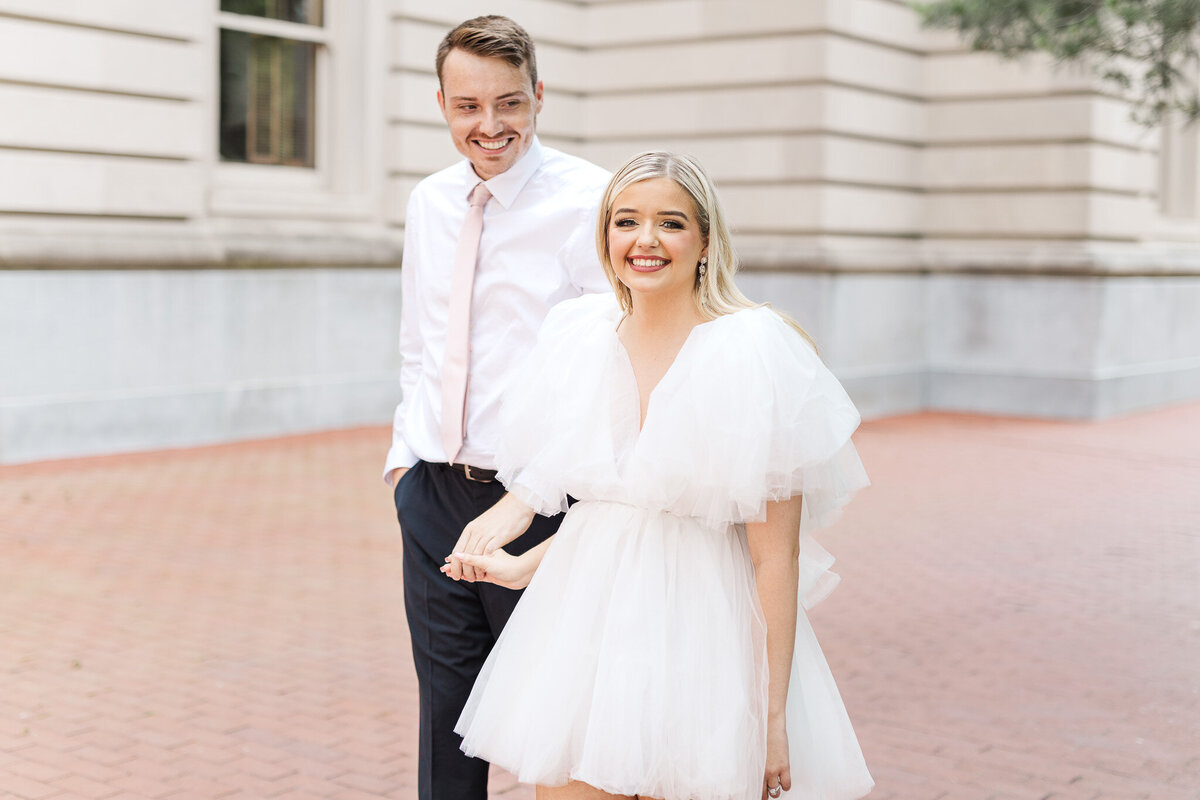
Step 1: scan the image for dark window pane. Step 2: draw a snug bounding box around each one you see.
[219,30,316,167]
[220,0,322,26]
[219,30,249,162]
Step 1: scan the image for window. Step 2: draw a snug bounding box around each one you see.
[209,1,380,225]
[219,1,325,167]
[221,0,322,25]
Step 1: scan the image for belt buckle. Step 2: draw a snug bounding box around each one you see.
[462,464,485,482]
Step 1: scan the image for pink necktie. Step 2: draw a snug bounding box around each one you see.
[440,181,491,463]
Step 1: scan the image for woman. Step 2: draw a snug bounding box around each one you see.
[442,152,873,800]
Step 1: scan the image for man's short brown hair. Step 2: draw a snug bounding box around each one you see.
[435,15,538,90]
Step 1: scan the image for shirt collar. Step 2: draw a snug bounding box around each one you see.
[461,136,544,210]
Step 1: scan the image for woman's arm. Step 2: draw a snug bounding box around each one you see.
[441,534,554,590]
[745,495,804,798]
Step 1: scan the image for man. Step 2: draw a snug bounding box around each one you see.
[382,15,610,800]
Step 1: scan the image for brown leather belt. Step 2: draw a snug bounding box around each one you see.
[435,462,498,483]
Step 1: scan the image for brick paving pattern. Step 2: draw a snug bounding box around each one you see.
[1,405,1198,800]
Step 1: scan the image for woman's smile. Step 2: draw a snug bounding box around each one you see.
[628,256,670,272]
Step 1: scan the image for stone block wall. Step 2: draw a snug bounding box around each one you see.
[2,0,1198,463]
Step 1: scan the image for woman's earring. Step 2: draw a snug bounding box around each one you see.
[698,256,708,278]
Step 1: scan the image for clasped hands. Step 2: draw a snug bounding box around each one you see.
[440,492,537,589]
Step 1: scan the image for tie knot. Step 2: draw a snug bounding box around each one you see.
[469,182,492,208]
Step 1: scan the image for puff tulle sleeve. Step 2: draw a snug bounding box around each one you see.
[492,293,622,516]
[635,306,868,529]
[628,306,869,607]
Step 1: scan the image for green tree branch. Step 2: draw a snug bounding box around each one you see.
[912,0,1200,125]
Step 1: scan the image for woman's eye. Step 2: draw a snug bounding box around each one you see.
[662,220,683,229]
[614,219,636,228]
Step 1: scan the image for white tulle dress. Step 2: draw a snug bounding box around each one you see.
[455,293,874,800]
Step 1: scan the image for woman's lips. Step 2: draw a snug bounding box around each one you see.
[627,257,669,273]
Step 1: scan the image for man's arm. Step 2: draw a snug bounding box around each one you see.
[383,192,425,486]
[561,199,612,295]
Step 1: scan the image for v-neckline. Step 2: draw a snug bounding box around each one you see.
[613,317,711,435]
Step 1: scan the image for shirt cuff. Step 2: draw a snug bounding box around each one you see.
[383,443,420,485]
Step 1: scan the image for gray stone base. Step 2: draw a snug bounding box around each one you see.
[3,268,1199,464]
[927,366,1200,420]
[0,268,403,465]
[0,376,399,464]
[742,269,1200,422]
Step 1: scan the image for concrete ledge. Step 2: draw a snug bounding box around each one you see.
[841,370,926,420]
[0,220,403,268]
[0,376,399,465]
[928,371,1096,419]
[928,365,1200,420]
[1094,364,1200,419]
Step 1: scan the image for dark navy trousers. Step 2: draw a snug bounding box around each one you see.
[394,460,562,800]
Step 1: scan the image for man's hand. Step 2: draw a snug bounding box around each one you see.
[444,492,535,581]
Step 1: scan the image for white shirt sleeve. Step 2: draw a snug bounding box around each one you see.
[382,191,424,483]
[561,204,611,295]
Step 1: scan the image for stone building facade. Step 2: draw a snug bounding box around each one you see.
[2,0,1199,463]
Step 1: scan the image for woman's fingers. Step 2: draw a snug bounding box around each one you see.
[453,552,491,583]
[446,550,525,589]
[442,553,489,582]
[763,764,790,797]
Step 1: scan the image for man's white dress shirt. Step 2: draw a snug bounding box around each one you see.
[384,137,611,480]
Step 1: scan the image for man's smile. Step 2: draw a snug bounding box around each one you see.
[475,137,514,151]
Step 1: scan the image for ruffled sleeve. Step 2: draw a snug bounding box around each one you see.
[630,306,869,604]
[494,293,623,516]
[642,307,869,607]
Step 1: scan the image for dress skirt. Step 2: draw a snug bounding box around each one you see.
[455,501,874,800]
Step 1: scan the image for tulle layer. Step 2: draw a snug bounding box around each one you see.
[496,294,869,535]
[456,502,873,800]
[494,295,626,518]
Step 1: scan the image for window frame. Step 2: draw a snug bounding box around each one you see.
[208,3,381,223]
[1150,113,1200,242]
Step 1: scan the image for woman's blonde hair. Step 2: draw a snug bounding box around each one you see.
[595,151,813,345]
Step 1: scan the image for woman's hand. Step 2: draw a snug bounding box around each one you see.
[441,548,535,590]
[762,714,791,798]
[444,492,536,581]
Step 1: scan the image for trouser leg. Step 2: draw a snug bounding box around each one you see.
[394,461,561,800]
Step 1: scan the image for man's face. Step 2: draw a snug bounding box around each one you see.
[438,48,543,181]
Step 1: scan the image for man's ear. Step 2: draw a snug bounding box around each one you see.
[437,88,448,121]
[534,80,544,115]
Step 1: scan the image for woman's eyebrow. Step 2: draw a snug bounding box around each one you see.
[613,208,689,220]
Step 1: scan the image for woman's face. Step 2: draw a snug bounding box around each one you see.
[607,178,707,305]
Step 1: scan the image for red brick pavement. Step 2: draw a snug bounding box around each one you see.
[1,406,1198,800]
